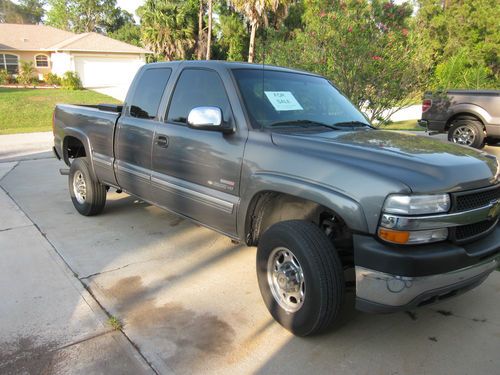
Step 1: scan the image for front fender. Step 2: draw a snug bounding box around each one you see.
[237,172,369,240]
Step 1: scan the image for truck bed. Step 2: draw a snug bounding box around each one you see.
[53,103,122,186]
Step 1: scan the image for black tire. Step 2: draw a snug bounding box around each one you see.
[69,157,106,216]
[447,117,485,149]
[256,220,345,336]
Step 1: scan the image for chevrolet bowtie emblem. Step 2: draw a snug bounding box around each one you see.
[488,199,500,220]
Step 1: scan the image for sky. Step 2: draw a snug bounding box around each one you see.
[117,0,144,21]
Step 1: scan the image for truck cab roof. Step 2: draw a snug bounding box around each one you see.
[144,60,321,77]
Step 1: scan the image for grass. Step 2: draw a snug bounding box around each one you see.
[377,119,424,131]
[0,88,120,134]
[107,316,123,331]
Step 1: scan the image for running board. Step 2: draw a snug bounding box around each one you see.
[59,168,70,176]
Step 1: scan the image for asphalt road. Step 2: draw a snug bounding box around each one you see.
[0,131,499,374]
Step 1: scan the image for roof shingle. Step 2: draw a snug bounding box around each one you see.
[0,24,151,54]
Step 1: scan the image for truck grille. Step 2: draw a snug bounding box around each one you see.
[449,184,499,243]
[452,219,498,243]
[453,184,500,212]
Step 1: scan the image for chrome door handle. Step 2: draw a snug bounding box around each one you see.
[156,135,169,148]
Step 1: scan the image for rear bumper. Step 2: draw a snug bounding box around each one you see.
[419,119,447,133]
[355,256,498,313]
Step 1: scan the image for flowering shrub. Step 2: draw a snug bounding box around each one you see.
[259,0,431,123]
[44,73,61,86]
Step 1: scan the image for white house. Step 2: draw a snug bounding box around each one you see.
[0,23,151,89]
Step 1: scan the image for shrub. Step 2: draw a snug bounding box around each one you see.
[0,69,8,85]
[7,74,18,84]
[18,61,37,86]
[61,71,82,90]
[432,49,497,90]
[44,72,61,86]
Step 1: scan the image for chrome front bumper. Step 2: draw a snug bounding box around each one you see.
[355,256,498,313]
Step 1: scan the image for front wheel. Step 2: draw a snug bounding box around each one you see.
[69,157,106,216]
[447,117,485,149]
[256,220,345,336]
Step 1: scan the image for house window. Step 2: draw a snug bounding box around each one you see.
[35,55,49,68]
[0,54,19,74]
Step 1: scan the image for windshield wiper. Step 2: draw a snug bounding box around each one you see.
[331,121,373,129]
[268,119,342,130]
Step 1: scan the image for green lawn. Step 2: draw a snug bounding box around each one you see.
[0,88,120,134]
[377,119,424,131]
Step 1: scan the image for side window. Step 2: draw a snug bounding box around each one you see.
[129,68,172,119]
[167,69,231,124]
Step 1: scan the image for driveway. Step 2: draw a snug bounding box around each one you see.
[1,134,499,374]
[92,86,129,101]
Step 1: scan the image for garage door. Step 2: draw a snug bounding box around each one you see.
[74,57,143,88]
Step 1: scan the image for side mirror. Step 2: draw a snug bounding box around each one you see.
[187,107,233,133]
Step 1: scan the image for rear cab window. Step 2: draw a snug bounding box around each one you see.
[129,68,172,119]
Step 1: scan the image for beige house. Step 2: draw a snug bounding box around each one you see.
[0,23,151,88]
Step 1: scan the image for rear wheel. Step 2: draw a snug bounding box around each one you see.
[256,220,345,336]
[69,157,106,216]
[447,117,485,149]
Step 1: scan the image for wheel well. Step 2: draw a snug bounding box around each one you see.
[445,113,484,131]
[63,136,86,164]
[245,192,353,264]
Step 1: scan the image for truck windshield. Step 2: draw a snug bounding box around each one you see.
[232,69,368,129]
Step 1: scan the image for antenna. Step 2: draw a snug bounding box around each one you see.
[262,18,266,97]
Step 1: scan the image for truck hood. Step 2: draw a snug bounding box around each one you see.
[271,130,499,192]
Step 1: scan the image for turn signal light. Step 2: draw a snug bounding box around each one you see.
[378,228,410,244]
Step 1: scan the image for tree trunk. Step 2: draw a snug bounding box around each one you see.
[197,0,204,60]
[248,21,257,63]
[206,0,212,60]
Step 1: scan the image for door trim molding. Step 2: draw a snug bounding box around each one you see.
[151,174,236,214]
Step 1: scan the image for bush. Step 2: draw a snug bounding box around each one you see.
[7,74,18,84]
[44,72,61,86]
[0,69,8,85]
[61,71,82,90]
[432,49,498,90]
[18,61,37,86]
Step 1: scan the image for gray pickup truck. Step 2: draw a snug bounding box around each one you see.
[419,90,500,148]
[53,61,500,336]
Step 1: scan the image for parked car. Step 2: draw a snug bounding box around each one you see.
[418,90,500,148]
[53,61,500,336]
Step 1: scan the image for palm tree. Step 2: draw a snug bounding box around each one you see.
[206,0,213,59]
[196,0,205,60]
[139,0,197,61]
[230,0,290,63]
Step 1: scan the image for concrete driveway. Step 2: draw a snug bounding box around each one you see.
[1,133,499,374]
[92,86,129,101]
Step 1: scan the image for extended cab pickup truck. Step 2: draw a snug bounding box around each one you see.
[53,61,500,336]
[418,90,500,148]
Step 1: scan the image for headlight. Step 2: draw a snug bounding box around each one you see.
[383,194,450,215]
[378,193,451,245]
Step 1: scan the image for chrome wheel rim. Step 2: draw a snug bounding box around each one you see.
[452,126,475,146]
[267,247,305,313]
[73,171,87,204]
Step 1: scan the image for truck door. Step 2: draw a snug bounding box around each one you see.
[114,67,172,200]
[151,68,246,236]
